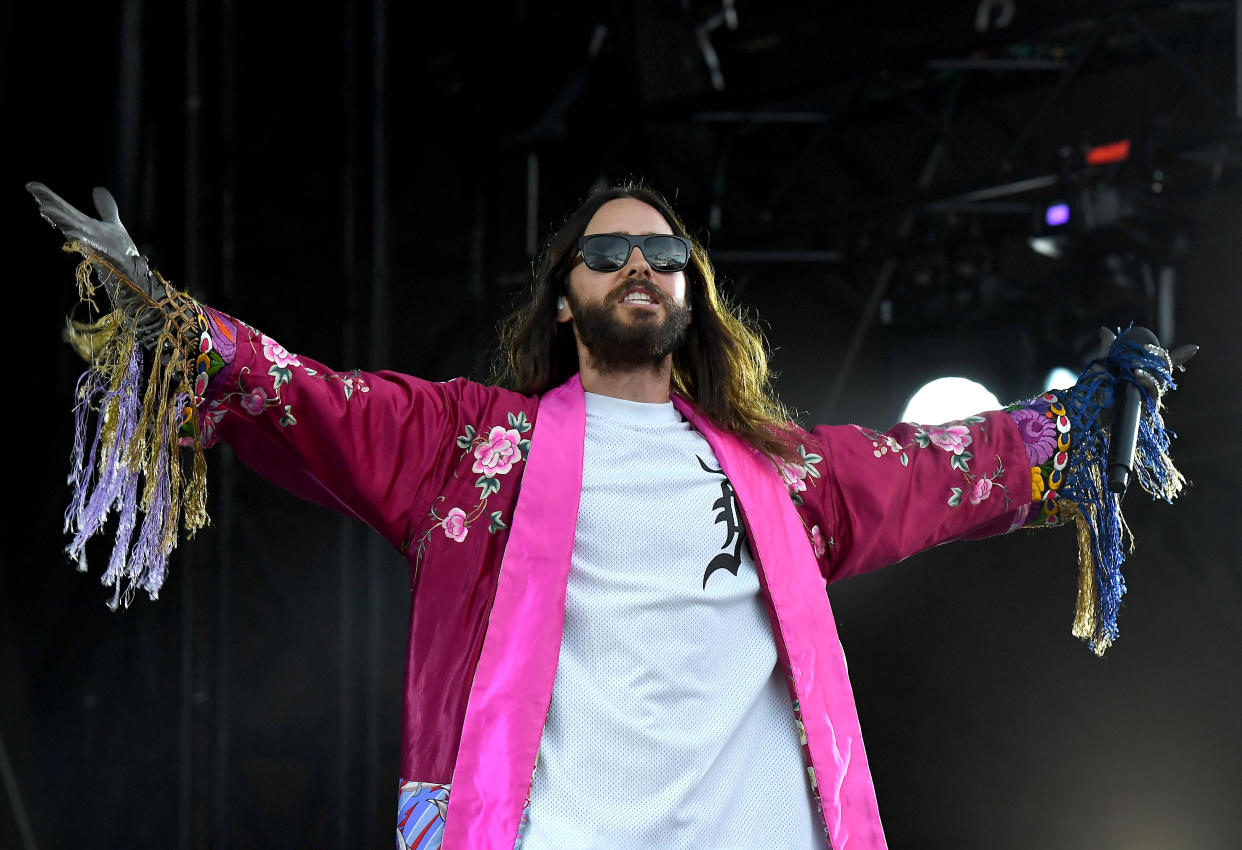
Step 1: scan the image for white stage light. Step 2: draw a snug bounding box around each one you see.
[901,377,1001,424]
[1044,366,1078,391]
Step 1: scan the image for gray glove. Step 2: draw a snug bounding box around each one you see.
[27,182,172,347]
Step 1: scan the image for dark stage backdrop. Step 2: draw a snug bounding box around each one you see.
[4,1,1240,848]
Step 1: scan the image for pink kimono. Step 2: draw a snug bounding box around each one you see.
[192,307,1069,850]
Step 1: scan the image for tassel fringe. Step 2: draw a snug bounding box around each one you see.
[1061,338,1184,655]
[62,245,209,608]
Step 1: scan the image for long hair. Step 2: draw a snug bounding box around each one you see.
[492,182,800,460]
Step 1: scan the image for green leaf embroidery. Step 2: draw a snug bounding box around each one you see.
[269,364,293,392]
[791,492,804,506]
[475,475,501,498]
[948,487,963,507]
[279,405,297,428]
[456,424,477,450]
[488,511,508,533]
[950,451,973,473]
[797,445,824,479]
[508,411,532,433]
[206,348,227,376]
[913,429,930,448]
[900,452,909,467]
[518,439,532,458]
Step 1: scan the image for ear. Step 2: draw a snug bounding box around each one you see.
[555,294,573,324]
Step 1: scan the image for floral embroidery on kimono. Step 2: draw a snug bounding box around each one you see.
[854,417,1015,511]
[408,411,533,566]
[772,445,832,561]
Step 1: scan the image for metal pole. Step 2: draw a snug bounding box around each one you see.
[116,0,144,212]
[819,141,944,422]
[1236,0,1241,118]
[1126,13,1233,121]
[213,0,237,845]
[365,0,390,832]
[0,728,38,850]
[526,151,539,258]
[337,0,360,844]
[180,0,202,844]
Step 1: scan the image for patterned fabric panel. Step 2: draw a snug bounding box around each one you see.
[397,780,450,850]
[1005,390,1073,528]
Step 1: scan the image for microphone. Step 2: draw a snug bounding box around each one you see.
[1106,326,1160,495]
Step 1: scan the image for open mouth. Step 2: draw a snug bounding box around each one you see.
[618,284,661,306]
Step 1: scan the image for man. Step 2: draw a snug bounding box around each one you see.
[28,181,1187,849]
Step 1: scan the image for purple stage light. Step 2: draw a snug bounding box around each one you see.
[1045,203,1070,227]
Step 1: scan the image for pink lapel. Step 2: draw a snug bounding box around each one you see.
[672,397,889,850]
[443,376,586,850]
[446,380,886,850]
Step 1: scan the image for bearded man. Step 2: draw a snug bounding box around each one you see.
[27,181,1190,850]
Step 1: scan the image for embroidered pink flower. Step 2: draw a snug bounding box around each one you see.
[1009,407,1057,466]
[928,424,973,455]
[776,458,808,493]
[240,386,267,416]
[810,525,827,558]
[441,507,468,542]
[969,477,994,505]
[472,426,523,477]
[201,401,227,441]
[261,334,302,369]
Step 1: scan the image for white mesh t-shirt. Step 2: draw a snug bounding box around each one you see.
[520,392,827,849]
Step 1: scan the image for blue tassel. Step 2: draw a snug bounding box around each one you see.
[1060,336,1184,654]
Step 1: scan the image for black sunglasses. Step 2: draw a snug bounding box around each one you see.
[576,233,691,273]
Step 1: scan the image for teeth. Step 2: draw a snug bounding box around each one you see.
[623,292,655,303]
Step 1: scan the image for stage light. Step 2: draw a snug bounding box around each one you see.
[1031,198,1072,257]
[1044,366,1079,391]
[1028,235,1067,259]
[901,377,1001,424]
[1045,202,1070,227]
[1085,139,1131,165]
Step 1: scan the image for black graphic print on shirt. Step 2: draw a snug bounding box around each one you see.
[697,455,748,589]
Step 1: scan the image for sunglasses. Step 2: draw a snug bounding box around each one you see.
[576,233,692,273]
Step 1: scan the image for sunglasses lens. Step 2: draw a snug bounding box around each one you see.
[582,235,631,271]
[580,234,690,272]
[642,236,689,272]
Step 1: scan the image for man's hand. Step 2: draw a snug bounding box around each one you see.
[1097,326,1198,400]
[27,182,170,346]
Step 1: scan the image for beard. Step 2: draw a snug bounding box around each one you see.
[566,280,692,374]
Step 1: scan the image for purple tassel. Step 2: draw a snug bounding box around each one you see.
[65,345,142,565]
[64,369,102,571]
[130,401,179,600]
[62,342,187,607]
[100,472,140,610]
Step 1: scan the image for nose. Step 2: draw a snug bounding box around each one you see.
[622,245,653,276]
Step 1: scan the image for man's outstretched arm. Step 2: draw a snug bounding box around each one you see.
[796,330,1192,654]
[28,182,529,607]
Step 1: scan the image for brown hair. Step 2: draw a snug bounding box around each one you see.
[492,182,800,461]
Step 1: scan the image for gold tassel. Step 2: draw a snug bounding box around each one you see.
[1068,504,1098,642]
[68,247,212,564]
[184,425,209,538]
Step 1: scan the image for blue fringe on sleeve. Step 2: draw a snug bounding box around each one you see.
[1059,339,1185,655]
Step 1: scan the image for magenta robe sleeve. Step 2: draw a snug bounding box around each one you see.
[193,306,483,552]
[789,391,1074,585]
